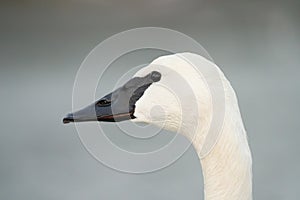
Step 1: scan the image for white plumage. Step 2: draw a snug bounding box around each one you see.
[63,52,253,200]
[132,53,252,200]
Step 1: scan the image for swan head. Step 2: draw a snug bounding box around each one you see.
[63,53,213,137]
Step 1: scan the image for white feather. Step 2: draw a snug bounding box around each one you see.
[132,53,252,200]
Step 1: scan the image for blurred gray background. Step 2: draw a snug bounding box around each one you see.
[1,0,299,199]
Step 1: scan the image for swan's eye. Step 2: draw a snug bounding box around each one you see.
[96,99,111,106]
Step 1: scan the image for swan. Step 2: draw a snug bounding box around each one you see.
[63,52,252,200]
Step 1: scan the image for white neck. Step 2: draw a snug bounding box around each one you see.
[197,110,252,200]
[189,81,252,200]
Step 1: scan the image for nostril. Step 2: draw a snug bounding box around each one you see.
[96,99,111,106]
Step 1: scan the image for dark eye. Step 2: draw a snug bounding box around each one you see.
[96,99,111,106]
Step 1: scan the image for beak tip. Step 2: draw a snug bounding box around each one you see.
[63,113,74,124]
[62,118,70,124]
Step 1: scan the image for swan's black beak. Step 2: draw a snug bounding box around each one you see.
[63,71,161,124]
[62,88,135,123]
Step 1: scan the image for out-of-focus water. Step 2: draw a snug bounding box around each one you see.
[0,0,299,199]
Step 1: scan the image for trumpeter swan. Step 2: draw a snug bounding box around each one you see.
[63,52,252,200]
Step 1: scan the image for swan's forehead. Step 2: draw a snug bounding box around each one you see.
[134,54,195,78]
[133,54,205,103]
[132,54,203,127]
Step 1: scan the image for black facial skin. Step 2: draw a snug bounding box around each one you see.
[63,71,161,124]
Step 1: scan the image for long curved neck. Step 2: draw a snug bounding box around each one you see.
[192,89,252,200]
[180,72,252,199]
[197,112,252,200]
